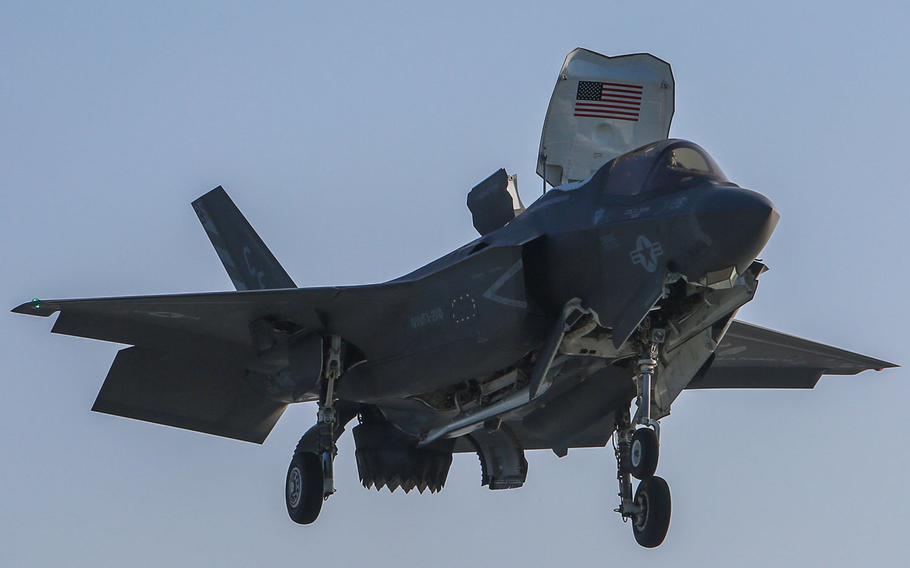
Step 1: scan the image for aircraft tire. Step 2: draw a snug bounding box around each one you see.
[629,427,659,479]
[631,476,671,548]
[286,451,323,524]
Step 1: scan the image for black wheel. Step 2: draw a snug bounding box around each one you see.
[629,427,659,479]
[286,452,324,524]
[631,476,671,548]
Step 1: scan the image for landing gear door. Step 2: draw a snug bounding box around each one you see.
[537,49,675,187]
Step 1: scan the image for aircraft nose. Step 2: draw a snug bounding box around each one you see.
[697,188,779,273]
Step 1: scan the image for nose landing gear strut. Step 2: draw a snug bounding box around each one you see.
[614,328,672,548]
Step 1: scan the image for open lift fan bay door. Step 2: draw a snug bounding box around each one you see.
[537,49,675,187]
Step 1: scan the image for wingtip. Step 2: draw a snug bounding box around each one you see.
[11,299,57,317]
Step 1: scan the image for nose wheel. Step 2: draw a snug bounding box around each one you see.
[631,476,672,548]
[629,427,659,480]
[613,328,671,548]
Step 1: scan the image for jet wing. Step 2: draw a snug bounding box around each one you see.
[687,320,897,389]
[11,286,396,443]
[11,242,529,442]
[10,285,409,351]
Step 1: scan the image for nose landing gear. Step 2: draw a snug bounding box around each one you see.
[614,329,672,548]
[630,476,672,548]
[629,427,659,480]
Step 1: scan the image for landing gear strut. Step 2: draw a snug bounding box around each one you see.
[286,336,344,525]
[614,328,672,548]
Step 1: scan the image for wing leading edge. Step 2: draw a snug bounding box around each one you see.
[688,320,897,389]
[10,283,406,350]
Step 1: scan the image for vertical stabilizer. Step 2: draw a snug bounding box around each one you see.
[192,186,296,291]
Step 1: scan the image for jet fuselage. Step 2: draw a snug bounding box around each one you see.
[337,140,779,410]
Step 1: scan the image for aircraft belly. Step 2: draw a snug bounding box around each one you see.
[337,321,538,402]
[521,363,635,451]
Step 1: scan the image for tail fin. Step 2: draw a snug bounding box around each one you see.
[192,186,296,291]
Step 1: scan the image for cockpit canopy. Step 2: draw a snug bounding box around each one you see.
[598,139,729,197]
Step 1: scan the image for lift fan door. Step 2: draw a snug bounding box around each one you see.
[537,49,675,187]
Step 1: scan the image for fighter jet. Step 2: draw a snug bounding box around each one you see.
[13,48,896,548]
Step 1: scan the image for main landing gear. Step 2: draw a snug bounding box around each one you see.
[614,329,672,548]
[286,451,324,524]
[286,336,344,525]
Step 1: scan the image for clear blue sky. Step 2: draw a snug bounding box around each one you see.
[2,1,907,566]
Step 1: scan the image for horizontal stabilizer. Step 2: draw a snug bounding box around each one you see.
[94,345,285,443]
[688,321,897,389]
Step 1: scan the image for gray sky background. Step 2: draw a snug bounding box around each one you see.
[2,2,908,566]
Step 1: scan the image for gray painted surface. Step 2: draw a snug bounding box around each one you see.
[1,2,907,566]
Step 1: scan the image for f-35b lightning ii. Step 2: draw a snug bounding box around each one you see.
[13,49,896,547]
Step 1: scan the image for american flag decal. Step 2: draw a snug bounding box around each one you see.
[574,80,643,122]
